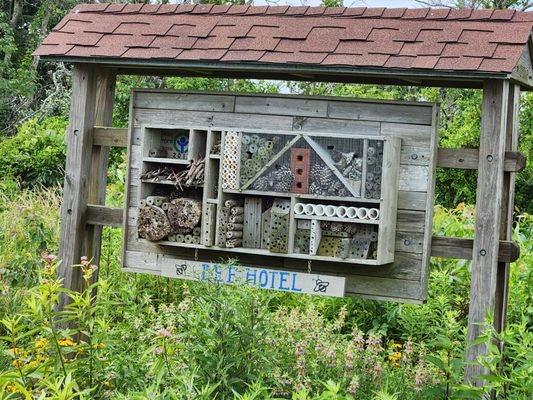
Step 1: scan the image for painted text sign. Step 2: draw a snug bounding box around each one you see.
[159,256,345,297]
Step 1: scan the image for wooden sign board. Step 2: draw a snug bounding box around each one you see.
[123,90,438,303]
[159,256,346,297]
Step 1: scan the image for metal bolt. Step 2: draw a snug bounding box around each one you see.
[411,154,418,160]
[486,154,494,162]
[480,249,487,256]
[404,239,411,246]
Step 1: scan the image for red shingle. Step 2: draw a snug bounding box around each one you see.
[479,57,517,72]
[209,5,231,15]
[342,8,366,17]
[226,5,250,15]
[403,8,430,19]
[382,8,407,19]
[488,24,531,44]
[411,55,439,69]
[122,47,182,59]
[192,4,214,14]
[426,9,450,20]
[152,36,197,50]
[106,4,127,14]
[491,9,515,21]
[305,7,326,16]
[139,4,161,14]
[512,11,533,22]
[323,53,389,66]
[245,6,269,15]
[284,7,310,16]
[447,9,473,20]
[493,44,526,59]
[469,9,493,20]
[231,27,280,51]
[442,42,497,58]
[400,42,423,56]
[385,55,416,68]
[418,42,446,56]
[221,50,265,61]
[33,43,74,56]
[260,51,293,63]
[363,8,385,18]
[73,3,108,13]
[157,4,179,15]
[120,4,143,14]
[266,6,290,15]
[194,35,235,50]
[177,49,227,60]
[323,7,346,16]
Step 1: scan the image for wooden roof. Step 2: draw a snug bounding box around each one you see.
[33,4,533,89]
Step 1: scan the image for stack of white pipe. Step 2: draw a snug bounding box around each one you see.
[294,203,380,221]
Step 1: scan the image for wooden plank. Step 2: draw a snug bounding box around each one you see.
[431,236,519,263]
[495,84,521,339]
[345,275,421,299]
[84,68,116,280]
[133,109,294,132]
[134,92,235,112]
[398,191,427,211]
[58,64,98,307]
[437,148,526,172]
[396,210,426,233]
[419,104,440,301]
[243,197,262,248]
[93,127,127,147]
[378,136,401,264]
[124,250,158,271]
[400,146,431,166]
[235,96,328,117]
[292,116,380,136]
[465,81,509,386]
[327,100,433,125]
[86,205,123,227]
[380,122,432,146]
[399,165,429,192]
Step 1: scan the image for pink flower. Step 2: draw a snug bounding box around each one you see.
[153,347,163,355]
[90,264,98,272]
[45,254,57,262]
[156,328,172,338]
[80,256,88,263]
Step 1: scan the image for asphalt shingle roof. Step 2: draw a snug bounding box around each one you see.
[33,4,533,75]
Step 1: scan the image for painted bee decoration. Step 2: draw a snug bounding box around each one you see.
[313,278,330,293]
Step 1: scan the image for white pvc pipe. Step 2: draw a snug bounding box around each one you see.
[146,197,155,206]
[139,200,146,207]
[294,203,305,215]
[356,207,368,220]
[314,204,325,216]
[346,207,357,219]
[304,204,315,215]
[336,206,347,218]
[367,208,380,220]
[324,205,336,217]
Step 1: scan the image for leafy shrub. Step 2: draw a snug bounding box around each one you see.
[0,116,67,188]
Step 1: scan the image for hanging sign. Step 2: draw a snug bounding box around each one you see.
[159,256,345,297]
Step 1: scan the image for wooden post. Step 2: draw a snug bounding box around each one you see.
[83,68,116,279]
[493,85,520,336]
[464,80,509,385]
[58,64,98,306]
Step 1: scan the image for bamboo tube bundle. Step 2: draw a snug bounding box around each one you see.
[166,198,202,234]
[137,205,171,241]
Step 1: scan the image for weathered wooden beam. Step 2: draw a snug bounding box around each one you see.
[84,69,116,278]
[86,205,123,227]
[465,80,509,386]
[58,64,98,304]
[494,84,520,339]
[437,148,526,172]
[93,126,127,147]
[431,236,519,263]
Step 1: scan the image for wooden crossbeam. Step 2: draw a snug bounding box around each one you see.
[92,126,526,173]
[87,205,520,264]
[437,148,526,172]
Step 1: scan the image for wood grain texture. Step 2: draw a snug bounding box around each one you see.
[465,81,509,386]
[93,127,127,147]
[86,205,122,227]
[437,148,526,172]
[58,64,97,308]
[84,68,116,283]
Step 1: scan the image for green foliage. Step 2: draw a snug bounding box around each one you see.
[0,116,66,188]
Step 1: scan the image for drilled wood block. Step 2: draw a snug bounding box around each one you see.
[290,147,311,193]
[243,197,262,248]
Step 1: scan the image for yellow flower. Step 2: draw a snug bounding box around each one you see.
[6,384,19,393]
[92,342,105,350]
[393,362,400,368]
[35,337,48,349]
[58,338,76,347]
[393,351,402,357]
[392,343,402,349]
[11,359,22,368]
[103,381,113,388]
[27,360,38,369]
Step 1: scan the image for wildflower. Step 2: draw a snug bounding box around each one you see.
[80,256,88,263]
[294,342,305,356]
[35,337,48,350]
[103,381,113,388]
[347,375,360,395]
[372,362,383,381]
[6,384,19,393]
[156,327,172,338]
[12,359,22,368]
[90,264,98,272]
[326,348,336,367]
[392,343,402,349]
[153,347,164,356]
[58,338,76,347]
[45,254,57,262]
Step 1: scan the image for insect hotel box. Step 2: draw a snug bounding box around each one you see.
[128,125,401,266]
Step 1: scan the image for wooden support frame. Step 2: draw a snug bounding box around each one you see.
[464,81,511,386]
